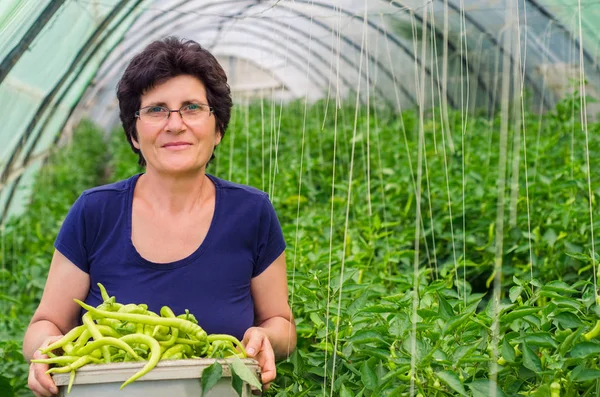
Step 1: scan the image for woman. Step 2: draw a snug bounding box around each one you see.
[23,37,296,396]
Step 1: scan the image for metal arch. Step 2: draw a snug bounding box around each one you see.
[177,24,358,98]
[206,1,257,50]
[0,0,66,85]
[87,24,337,105]
[94,0,420,107]
[383,0,495,109]
[224,17,393,101]
[206,5,384,101]
[215,3,418,106]
[204,40,331,92]
[92,16,389,106]
[92,0,257,84]
[272,0,433,106]
[526,0,596,68]
[440,0,550,109]
[0,0,145,221]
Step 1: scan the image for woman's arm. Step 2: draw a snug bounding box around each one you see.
[249,252,296,358]
[23,249,90,360]
[23,250,90,397]
[244,252,296,387]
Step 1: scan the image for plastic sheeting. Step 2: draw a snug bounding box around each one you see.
[1,0,600,219]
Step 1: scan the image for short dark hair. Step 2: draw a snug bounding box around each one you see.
[116,36,232,166]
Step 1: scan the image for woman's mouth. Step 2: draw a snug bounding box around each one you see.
[162,142,192,150]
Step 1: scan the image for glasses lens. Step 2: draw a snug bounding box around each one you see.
[140,106,168,123]
[181,104,209,123]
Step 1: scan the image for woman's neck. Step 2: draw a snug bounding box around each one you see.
[135,169,212,215]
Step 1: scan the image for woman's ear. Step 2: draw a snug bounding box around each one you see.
[131,133,140,149]
[215,129,222,146]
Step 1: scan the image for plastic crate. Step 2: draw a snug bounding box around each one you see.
[52,358,261,397]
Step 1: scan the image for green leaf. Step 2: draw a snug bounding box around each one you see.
[560,328,583,356]
[349,330,389,345]
[402,338,427,363]
[231,370,243,397]
[340,384,354,397]
[443,302,478,335]
[553,297,583,310]
[360,362,377,390]
[201,361,223,396]
[438,293,455,320]
[522,332,558,349]
[509,286,523,303]
[0,376,14,397]
[530,385,551,397]
[309,312,324,327]
[468,379,506,397]
[360,304,396,313]
[229,357,262,391]
[502,307,540,323]
[454,341,480,363]
[436,370,468,396]
[570,342,600,359]
[522,344,543,373]
[501,339,516,363]
[543,228,557,247]
[553,312,583,329]
[541,281,578,295]
[571,366,600,382]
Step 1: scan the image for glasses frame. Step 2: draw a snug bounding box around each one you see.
[135,103,214,124]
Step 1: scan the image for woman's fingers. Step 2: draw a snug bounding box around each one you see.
[257,337,276,385]
[28,336,63,397]
[243,328,277,386]
[28,363,56,397]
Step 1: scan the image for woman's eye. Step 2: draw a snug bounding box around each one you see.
[147,106,166,113]
[184,104,201,111]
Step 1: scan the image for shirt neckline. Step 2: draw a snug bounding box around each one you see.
[126,173,221,269]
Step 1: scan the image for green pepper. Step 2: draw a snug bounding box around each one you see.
[46,355,102,374]
[40,325,86,354]
[72,336,141,361]
[583,320,600,341]
[162,343,193,359]
[31,356,80,366]
[98,283,110,302]
[82,312,111,363]
[75,299,207,341]
[119,334,162,389]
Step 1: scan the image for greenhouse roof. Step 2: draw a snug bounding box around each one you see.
[1,0,600,219]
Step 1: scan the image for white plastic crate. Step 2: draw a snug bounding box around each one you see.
[52,358,261,397]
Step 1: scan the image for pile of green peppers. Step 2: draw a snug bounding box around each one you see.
[33,283,247,392]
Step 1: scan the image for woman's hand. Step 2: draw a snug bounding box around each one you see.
[242,327,276,388]
[28,335,63,397]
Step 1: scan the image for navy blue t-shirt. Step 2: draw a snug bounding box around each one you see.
[54,173,286,341]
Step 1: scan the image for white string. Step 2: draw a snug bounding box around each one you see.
[289,0,313,368]
[459,0,469,303]
[329,2,367,394]
[322,4,341,395]
[577,0,598,295]
[410,3,428,394]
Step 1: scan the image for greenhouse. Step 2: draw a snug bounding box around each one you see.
[1,0,600,396]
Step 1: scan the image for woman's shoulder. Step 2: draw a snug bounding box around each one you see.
[81,174,139,197]
[207,174,268,199]
[78,174,140,209]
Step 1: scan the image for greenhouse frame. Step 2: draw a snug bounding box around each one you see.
[2,0,600,396]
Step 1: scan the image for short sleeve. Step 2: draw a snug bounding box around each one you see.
[253,194,286,277]
[54,194,89,273]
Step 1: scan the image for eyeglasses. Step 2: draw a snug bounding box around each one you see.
[135,103,213,125]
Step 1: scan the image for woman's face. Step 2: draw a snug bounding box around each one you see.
[133,74,221,175]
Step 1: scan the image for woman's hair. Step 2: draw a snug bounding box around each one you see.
[116,36,232,166]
